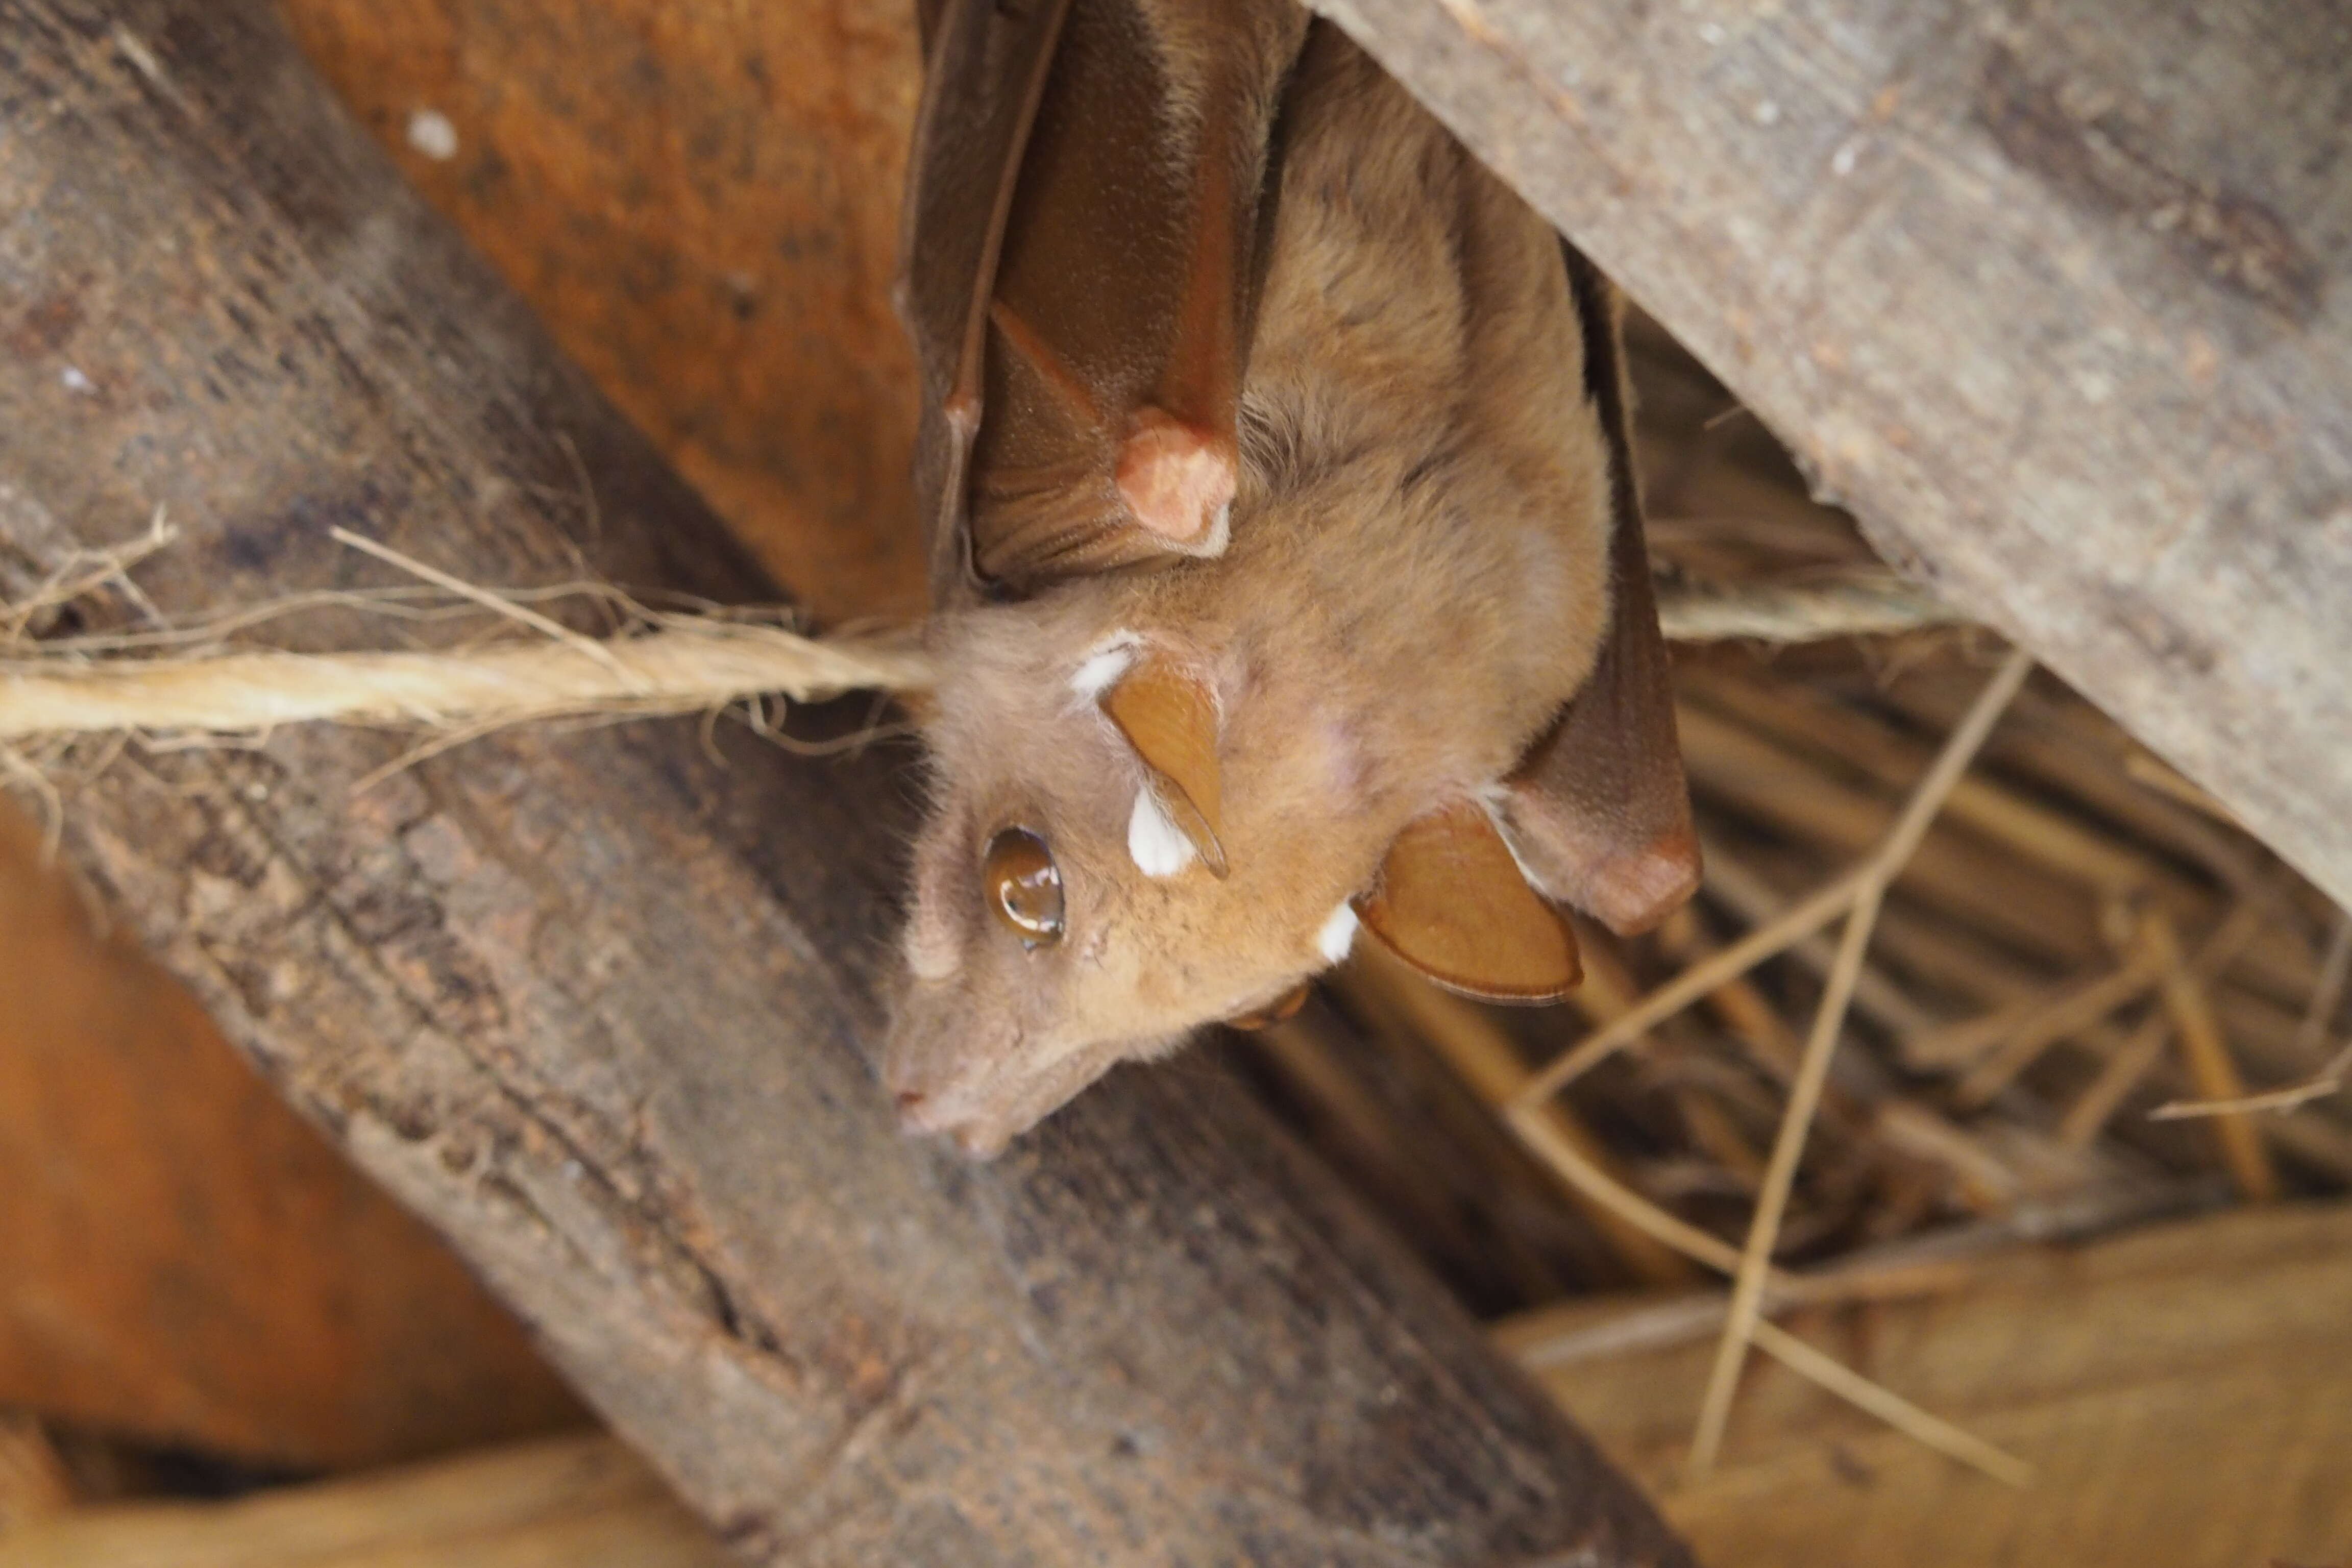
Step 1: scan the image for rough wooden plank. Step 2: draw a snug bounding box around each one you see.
[1504,1202,2352,1568]
[275,0,929,626]
[1311,0,2352,912]
[0,1433,729,1568]
[0,3,1689,1562]
[0,805,586,1469]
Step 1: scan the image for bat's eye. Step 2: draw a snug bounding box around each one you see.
[982,827,1065,948]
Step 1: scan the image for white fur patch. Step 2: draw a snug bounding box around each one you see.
[1128,789,1198,878]
[1193,500,1232,558]
[1069,632,1139,700]
[903,918,960,982]
[1316,902,1360,965]
[1477,785,1556,900]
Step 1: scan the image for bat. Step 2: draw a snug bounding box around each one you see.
[884,0,1700,1157]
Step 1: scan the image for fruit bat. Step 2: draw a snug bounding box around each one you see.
[884,0,1701,1157]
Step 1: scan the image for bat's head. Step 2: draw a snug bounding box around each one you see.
[884,596,1361,1158]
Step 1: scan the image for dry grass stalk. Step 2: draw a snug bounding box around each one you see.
[1514,866,1872,1107]
[1498,647,2034,1484]
[1497,1168,2217,1371]
[2153,911,2352,1120]
[1683,650,2036,1480]
[1687,880,1892,1478]
[1693,843,1937,1039]
[1948,932,2168,1106]
[1653,904,1811,1083]
[0,506,176,643]
[1745,1318,2036,1488]
[1340,949,1701,1288]
[1909,949,2164,1076]
[2142,912,2281,1202]
[2060,1010,2177,1149]
[329,528,635,679]
[1500,1104,1756,1280]
[1682,668,2154,898]
[1676,702,2104,963]
[1655,573,1964,642]
[1653,903,2027,1212]
[2146,1048,2349,1119]
[2052,899,2274,1154]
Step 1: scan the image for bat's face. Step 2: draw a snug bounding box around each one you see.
[884,592,1360,1158]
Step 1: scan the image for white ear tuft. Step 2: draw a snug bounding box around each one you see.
[1128,788,1199,878]
[1478,782,1550,893]
[1069,632,1140,700]
[1316,902,1360,965]
[1194,500,1232,559]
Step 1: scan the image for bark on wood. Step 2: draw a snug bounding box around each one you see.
[0,807,585,1470]
[1314,0,2352,912]
[0,3,1690,1563]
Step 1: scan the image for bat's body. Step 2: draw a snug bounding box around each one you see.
[888,6,1697,1155]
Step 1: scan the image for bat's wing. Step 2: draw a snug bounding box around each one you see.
[899,0,1307,602]
[1494,248,1702,936]
[898,0,1073,601]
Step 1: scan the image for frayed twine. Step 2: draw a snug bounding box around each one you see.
[0,513,1962,842]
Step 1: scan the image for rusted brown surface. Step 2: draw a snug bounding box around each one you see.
[0,3,1691,1561]
[0,804,585,1469]
[276,0,928,625]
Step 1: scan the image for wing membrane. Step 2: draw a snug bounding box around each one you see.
[900,0,1307,601]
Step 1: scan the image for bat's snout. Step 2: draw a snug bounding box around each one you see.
[887,1079,1017,1160]
[881,1004,1022,1159]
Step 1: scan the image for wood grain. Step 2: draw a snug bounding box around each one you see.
[0,808,585,1468]
[1509,1202,2352,1568]
[277,0,928,625]
[0,1433,728,1567]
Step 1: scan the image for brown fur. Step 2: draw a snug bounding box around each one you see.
[887,23,1614,1156]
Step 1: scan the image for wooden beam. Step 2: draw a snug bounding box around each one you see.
[1314,0,2352,911]
[0,3,1688,1562]
[0,1434,728,1568]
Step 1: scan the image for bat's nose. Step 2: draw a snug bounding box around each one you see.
[887,1080,1011,1158]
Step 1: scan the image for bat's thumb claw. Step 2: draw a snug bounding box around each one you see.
[1117,409,1235,552]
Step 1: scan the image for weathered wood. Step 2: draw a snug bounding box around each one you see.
[275,0,930,626]
[1504,1202,2352,1567]
[0,1433,730,1568]
[0,806,586,1470]
[1313,0,2352,912]
[0,3,1689,1562]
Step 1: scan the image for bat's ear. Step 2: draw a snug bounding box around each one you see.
[1492,536,1700,935]
[1351,799,1581,1002]
[1095,652,1228,878]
